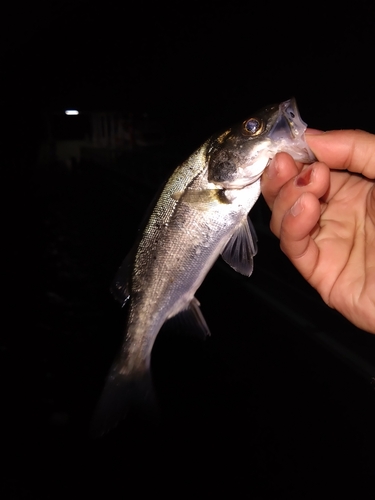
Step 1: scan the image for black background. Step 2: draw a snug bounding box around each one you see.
[2,1,375,498]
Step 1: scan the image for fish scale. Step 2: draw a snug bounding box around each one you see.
[91,98,315,436]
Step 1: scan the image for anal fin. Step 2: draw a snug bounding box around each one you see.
[165,297,211,339]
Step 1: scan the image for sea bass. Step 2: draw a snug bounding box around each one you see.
[91,98,315,435]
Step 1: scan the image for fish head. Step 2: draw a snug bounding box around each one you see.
[207,98,316,189]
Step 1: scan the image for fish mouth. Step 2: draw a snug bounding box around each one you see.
[268,98,316,163]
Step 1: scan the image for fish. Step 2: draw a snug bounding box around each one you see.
[91,98,315,435]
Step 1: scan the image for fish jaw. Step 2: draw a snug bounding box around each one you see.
[267,98,316,163]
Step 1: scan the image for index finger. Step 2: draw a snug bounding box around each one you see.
[306,129,375,179]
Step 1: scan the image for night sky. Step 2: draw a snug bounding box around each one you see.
[3,1,375,131]
[3,2,375,498]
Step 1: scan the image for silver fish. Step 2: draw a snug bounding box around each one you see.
[91,98,315,435]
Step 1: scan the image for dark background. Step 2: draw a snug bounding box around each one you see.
[2,1,375,498]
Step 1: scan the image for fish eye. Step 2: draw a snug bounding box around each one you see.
[243,118,263,136]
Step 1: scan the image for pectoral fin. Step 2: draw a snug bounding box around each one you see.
[221,215,258,277]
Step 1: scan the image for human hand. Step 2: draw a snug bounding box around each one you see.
[261,130,375,333]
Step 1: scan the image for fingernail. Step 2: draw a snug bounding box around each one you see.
[295,165,314,187]
[305,128,325,135]
[290,197,304,217]
[266,156,279,179]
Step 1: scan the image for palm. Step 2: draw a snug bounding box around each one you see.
[302,171,375,331]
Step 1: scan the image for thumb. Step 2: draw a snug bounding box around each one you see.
[306,130,375,179]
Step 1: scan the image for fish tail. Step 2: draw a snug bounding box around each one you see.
[90,359,158,438]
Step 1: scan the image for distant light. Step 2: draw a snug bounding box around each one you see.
[65,110,79,115]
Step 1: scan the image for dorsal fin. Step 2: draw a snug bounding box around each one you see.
[110,249,134,306]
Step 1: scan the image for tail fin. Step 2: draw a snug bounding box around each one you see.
[90,361,158,438]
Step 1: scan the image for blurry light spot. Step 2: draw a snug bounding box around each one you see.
[65,110,79,115]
